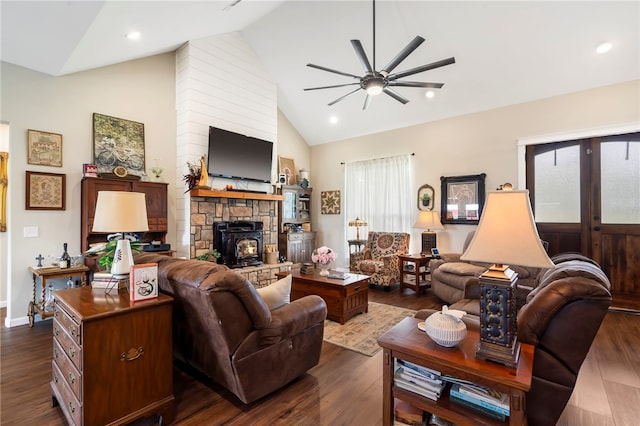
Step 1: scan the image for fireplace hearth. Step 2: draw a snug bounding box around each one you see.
[214,221,263,268]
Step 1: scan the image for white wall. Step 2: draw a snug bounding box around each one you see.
[311,80,640,266]
[175,32,278,258]
[1,54,177,326]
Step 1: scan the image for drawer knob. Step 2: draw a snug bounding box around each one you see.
[53,349,59,359]
[53,373,59,384]
[69,346,76,358]
[69,401,75,414]
[54,326,60,336]
[68,372,76,384]
[121,347,144,362]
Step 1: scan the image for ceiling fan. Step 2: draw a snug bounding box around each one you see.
[304,0,455,110]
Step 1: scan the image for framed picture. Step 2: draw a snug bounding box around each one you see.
[27,129,63,167]
[25,171,66,210]
[278,156,296,185]
[440,173,486,224]
[321,190,341,214]
[417,184,435,211]
[130,263,159,301]
[93,113,145,176]
[0,152,7,232]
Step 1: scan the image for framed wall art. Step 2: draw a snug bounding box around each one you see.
[440,173,486,224]
[130,263,159,302]
[321,190,341,214]
[0,152,7,231]
[278,156,296,185]
[25,171,66,210]
[27,129,62,167]
[93,113,145,176]
[417,184,435,211]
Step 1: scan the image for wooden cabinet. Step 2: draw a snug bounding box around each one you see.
[278,185,315,264]
[81,177,168,253]
[51,287,174,425]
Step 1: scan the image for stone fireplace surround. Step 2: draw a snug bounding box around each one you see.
[190,194,290,286]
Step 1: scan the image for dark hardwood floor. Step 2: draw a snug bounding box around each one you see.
[1,287,638,425]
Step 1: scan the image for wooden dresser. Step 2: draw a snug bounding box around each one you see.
[51,287,175,425]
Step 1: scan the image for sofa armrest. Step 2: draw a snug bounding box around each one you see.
[257,296,327,346]
[350,251,365,264]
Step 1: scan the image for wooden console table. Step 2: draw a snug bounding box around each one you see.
[27,266,89,327]
[378,317,533,426]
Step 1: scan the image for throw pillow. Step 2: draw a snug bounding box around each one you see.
[256,275,292,310]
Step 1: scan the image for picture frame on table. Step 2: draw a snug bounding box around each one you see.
[25,171,66,210]
[130,263,159,302]
[440,173,486,225]
[27,129,63,167]
[93,112,145,176]
[278,156,296,185]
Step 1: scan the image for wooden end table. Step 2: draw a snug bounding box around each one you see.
[378,317,533,426]
[278,269,370,324]
[398,253,431,296]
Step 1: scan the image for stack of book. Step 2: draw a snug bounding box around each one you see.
[449,382,510,421]
[394,360,446,401]
[300,262,315,275]
[91,272,116,289]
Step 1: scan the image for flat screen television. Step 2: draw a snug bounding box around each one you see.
[207,126,273,183]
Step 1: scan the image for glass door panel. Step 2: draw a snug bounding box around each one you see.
[600,140,640,224]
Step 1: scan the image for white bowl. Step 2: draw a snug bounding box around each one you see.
[424,310,467,347]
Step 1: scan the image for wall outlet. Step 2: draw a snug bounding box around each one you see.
[23,227,38,238]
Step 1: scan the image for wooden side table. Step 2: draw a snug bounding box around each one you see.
[28,266,89,327]
[378,317,533,426]
[347,239,366,254]
[398,253,431,296]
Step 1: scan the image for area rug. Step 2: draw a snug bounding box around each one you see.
[323,302,416,357]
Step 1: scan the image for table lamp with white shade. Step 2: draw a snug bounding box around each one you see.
[413,210,444,254]
[461,189,554,367]
[92,191,149,289]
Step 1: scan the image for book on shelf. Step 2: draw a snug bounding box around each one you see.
[395,377,440,401]
[449,383,510,417]
[458,383,509,411]
[396,359,442,382]
[449,394,506,422]
[395,367,446,394]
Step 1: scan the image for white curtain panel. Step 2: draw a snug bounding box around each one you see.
[344,154,414,242]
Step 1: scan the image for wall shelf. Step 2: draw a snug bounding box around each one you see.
[190,188,284,201]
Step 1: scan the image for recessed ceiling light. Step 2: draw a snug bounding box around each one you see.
[329,116,338,125]
[425,91,435,99]
[596,42,612,54]
[125,31,141,41]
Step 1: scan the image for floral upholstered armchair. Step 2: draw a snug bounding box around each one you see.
[350,231,410,288]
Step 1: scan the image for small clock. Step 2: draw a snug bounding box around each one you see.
[113,165,128,178]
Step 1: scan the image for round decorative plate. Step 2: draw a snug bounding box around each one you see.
[417,321,426,331]
[113,165,128,178]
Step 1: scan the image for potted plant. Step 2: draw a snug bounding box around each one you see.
[85,239,146,271]
[183,160,201,193]
[421,192,432,207]
[196,249,221,262]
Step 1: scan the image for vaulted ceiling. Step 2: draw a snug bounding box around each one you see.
[2,1,638,145]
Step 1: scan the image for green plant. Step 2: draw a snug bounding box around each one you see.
[196,249,221,262]
[183,160,201,193]
[88,240,146,270]
[421,193,432,205]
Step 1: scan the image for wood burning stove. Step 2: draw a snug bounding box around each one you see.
[213,221,263,268]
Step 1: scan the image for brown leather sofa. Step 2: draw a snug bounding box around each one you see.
[416,253,612,426]
[134,253,327,404]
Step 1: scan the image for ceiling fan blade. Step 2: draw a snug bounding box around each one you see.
[350,40,374,73]
[328,87,362,106]
[307,63,361,79]
[304,82,361,91]
[387,57,456,81]
[388,81,444,89]
[383,88,410,105]
[381,36,425,74]
[363,94,372,111]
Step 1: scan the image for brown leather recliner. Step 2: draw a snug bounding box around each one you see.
[135,253,327,404]
[415,253,612,426]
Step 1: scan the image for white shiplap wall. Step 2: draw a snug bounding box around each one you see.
[175,32,278,258]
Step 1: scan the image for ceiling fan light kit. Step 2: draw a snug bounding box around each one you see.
[305,0,455,110]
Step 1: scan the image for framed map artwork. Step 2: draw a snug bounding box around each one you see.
[321,190,341,214]
[27,129,62,167]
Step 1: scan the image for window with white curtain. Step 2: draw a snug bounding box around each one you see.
[344,154,414,238]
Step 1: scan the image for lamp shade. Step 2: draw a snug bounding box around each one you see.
[92,191,149,233]
[461,190,553,268]
[413,211,445,231]
[348,217,368,227]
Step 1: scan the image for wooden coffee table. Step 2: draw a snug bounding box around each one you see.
[280,269,370,324]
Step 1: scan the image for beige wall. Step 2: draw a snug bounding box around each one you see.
[1,54,177,326]
[277,109,311,182]
[311,80,640,265]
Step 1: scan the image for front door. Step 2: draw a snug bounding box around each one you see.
[526,132,640,309]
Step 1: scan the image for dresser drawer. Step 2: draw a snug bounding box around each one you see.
[52,345,82,399]
[54,302,81,345]
[51,361,82,426]
[54,331,82,372]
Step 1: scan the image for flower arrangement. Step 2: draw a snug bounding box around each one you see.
[311,246,337,266]
[182,160,201,192]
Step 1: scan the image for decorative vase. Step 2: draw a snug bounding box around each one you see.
[424,306,467,347]
[318,264,331,276]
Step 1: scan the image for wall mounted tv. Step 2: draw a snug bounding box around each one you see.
[207,126,273,183]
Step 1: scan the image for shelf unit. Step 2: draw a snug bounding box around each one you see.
[278,185,315,264]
